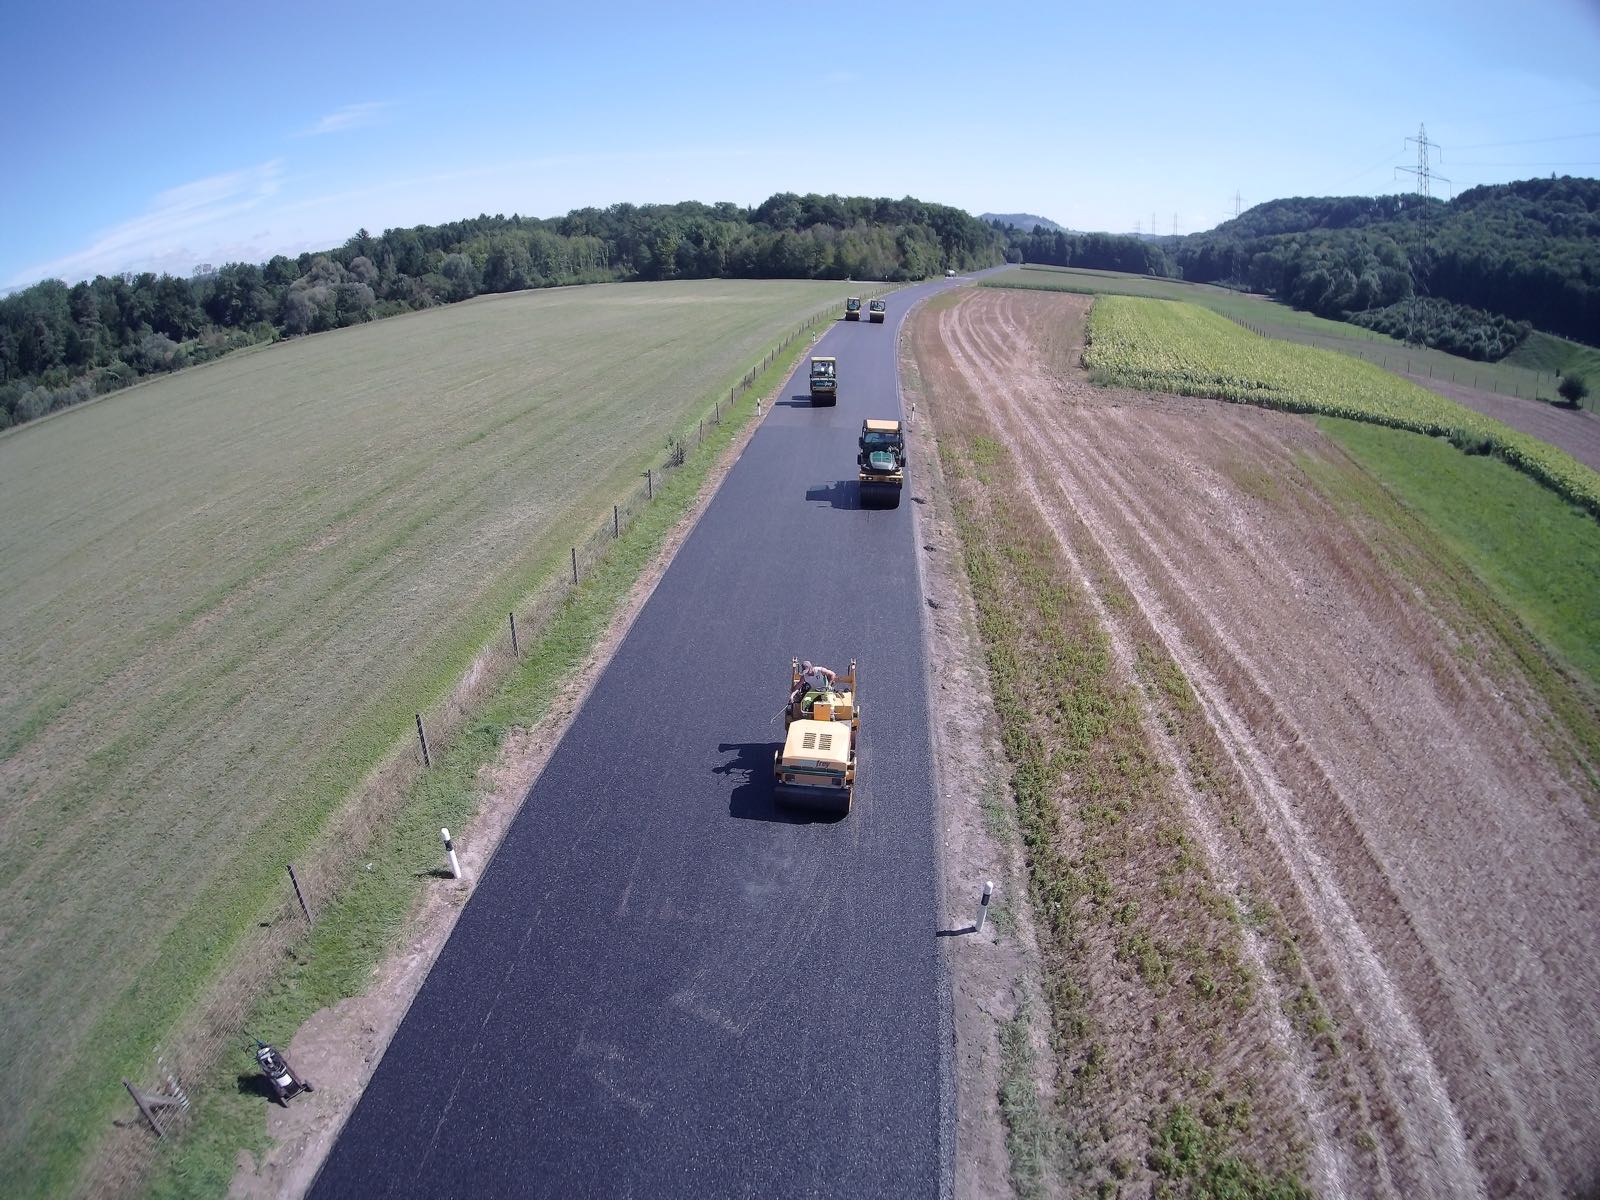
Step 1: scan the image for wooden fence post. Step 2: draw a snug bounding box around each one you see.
[613,505,619,537]
[125,1080,162,1138]
[646,468,652,499]
[572,546,578,583]
[509,611,519,656]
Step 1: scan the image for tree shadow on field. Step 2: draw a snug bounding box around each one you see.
[718,742,830,824]
[805,480,857,510]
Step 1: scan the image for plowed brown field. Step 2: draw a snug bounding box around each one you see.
[914,287,1600,1199]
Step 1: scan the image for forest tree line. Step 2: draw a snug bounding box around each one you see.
[0,194,1004,430]
[1170,176,1599,355]
[993,224,1178,277]
[993,176,1598,361]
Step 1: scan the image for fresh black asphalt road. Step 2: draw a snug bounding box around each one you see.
[312,275,975,1199]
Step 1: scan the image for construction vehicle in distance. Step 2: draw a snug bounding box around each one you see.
[809,356,838,406]
[868,298,886,324]
[844,296,862,321]
[775,657,859,815]
[858,419,905,507]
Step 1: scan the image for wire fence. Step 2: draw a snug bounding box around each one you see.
[415,285,896,766]
[100,287,893,1186]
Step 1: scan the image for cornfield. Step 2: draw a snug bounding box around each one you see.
[1085,297,1600,519]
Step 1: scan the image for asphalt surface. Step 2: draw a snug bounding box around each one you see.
[312,274,977,1199]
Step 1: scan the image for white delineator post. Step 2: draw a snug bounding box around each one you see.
[441,828,462,881]
[975,880,994,933]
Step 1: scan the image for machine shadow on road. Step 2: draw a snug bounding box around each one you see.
[777,394,822,408]
[804,480,857,510]
[717,742,835,824]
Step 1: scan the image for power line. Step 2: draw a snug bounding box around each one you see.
[1447,160,1600,167]
[1332,149,1406,189]
[1450,131,1600,150]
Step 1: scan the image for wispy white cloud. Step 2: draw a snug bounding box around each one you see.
[4,161,284,288]
[296,102,391,138]
[2,143,779,289]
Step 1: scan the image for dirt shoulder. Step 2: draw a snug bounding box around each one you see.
[901,300,1056,1200]
[907,286,1600,1199]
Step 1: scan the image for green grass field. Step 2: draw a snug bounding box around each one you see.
[0,277,865,1190]
[1315,418,1600,691]
[988,264,1583,407]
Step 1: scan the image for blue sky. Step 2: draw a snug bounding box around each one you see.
[4,0,1598,289]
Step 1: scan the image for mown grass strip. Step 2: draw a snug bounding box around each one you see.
[1084,296,1600,519]
[90,328,830,1200]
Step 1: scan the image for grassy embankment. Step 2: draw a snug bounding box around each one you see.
[908,292,1313,1199]
[1084,292,1600,776]
[988,263,1587,407]
[1507,331,1600,395]
[0,278,870,1198]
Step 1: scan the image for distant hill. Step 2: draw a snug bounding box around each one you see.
[1173,176,1600,348]
[982,212,1069,234]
